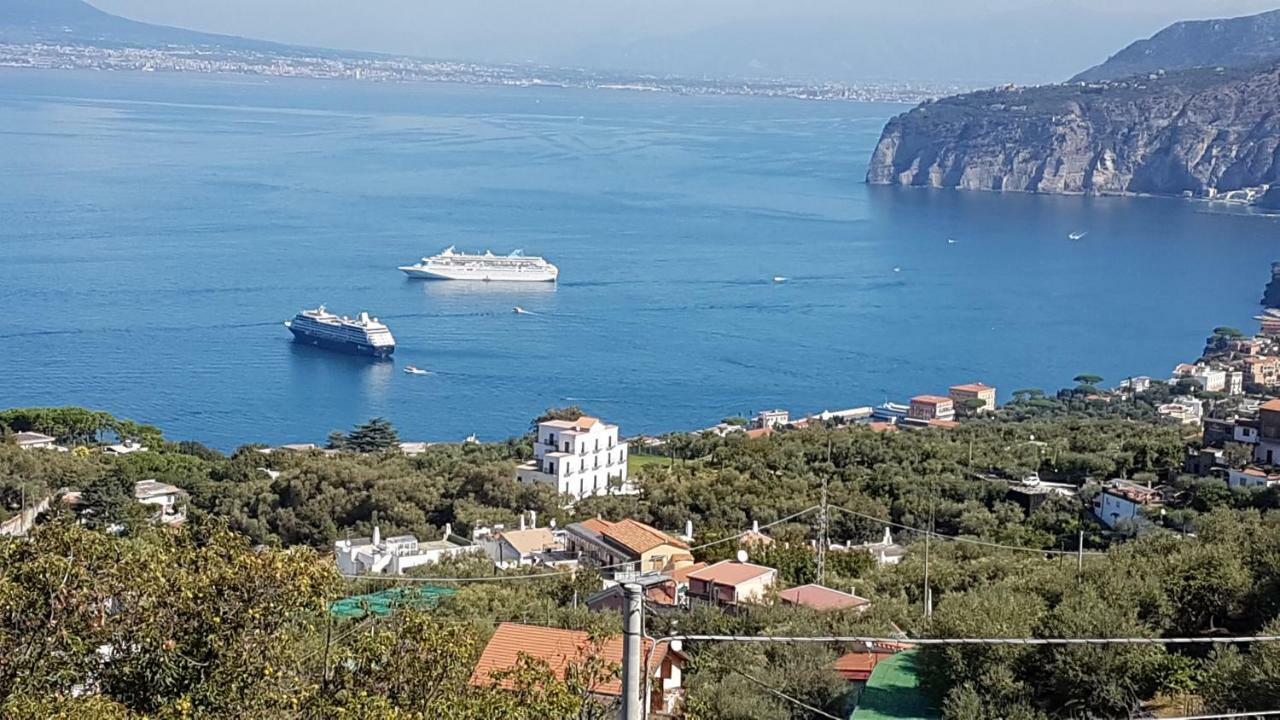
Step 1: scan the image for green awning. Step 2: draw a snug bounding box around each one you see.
[330,585,456,619]
[850,650,940,720]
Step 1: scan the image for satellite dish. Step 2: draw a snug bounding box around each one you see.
[735,549,749,563]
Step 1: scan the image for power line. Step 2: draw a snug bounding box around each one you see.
[707,659,842,720]
[653,633,1280,647]
[1161,713,1280,720]
[829,504,1107,556]
[340,506,821,585]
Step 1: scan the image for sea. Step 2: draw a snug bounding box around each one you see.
[2,69,1278,450]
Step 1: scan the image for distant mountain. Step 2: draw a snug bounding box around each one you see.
[0,0,333,54]
[1073,8,1280,82]
[867,8,1280,204]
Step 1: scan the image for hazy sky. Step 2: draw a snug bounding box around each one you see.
[90,0,1280,84]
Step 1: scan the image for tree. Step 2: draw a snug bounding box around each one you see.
[531,406,585,431]
[956,398,988,418]
[1072,374,1104,387]
[721,416,748,427]
[1224,442,1254,469]
[343,418,401,454]
[1213,326,1244,339]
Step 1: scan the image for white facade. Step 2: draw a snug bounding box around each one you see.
[516,416,631,499]
[133,480,186,525]
[1092,482,1160,529]
[1228,467,1280,489]
[1228,371,1245,396]
[1189,367,1227,392]
[753,409,790,429]
[1158,397,1204,425]
[334,524,476,576]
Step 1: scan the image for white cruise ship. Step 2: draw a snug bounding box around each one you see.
[398,246,559,283]
[284,306,396,357]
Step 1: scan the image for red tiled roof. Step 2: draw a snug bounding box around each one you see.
[580,518,690,555]
[745,427,774,440]
[1262,399,1280,413]
[833,651,895,682]
[575,416,600,430]
[687,560,775,587]
[670,562,709,584]
[867,422,898,433]
[470,623,666,696]
[911,395,952,405]
[777,584,870,611]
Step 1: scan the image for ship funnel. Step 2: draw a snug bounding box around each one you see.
[359,312,370,324]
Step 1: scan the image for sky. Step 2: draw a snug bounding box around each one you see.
[89,0,1280,85]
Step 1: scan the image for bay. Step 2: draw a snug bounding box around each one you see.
[1,69,1277,450]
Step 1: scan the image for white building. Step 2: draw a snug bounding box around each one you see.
[13,431,61,451]
[335,524,477,576]
[133,480,186,525]
[1158,396,1204,425]
[516,416,631,500]
[105,440,147,455]
[1188,366,1227,393]
[1118,377,1152,393]
[838,528,908,566]
[1228,371,1245,396]
[1092,480,1162,530]
[752,409,790,430]
[1228,467,1280,489]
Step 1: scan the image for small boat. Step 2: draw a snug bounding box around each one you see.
[1068,231,1088,240]
[404,365,431,376]
[947,238,957,244]
[513,306,531,315]
[893,267,902,273]
[772,276,788,283]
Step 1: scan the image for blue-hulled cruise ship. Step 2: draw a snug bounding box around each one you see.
[284,305,396,357]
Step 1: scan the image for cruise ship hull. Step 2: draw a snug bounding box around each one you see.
[287,326,395,357]
[399,265,558,283]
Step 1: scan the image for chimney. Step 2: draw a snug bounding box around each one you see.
[373,525,381,546]
[519,513,527,531]
[443,523,452,540]
[530,510,538,529]
[752,519,760,534]
[882,527,892,545]
[684,519,694,541]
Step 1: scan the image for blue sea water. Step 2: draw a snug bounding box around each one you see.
[2,69,1278,450]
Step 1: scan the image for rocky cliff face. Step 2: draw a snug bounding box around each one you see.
[1074,9,1280,83]
[866,65,1280,198]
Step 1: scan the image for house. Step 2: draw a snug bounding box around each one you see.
[1158,396,1203,425]
[12,431,62,451]
[1184,447,1226,478]
[476,524,561,569]
[1235,417,1261,445]
[686,560,777,607]
[1230,337,1265,356]
[398,441,430,456]
[104,440,147,455]
[1187,366,1227,393]
[516,416,631,500]
[948,383,997,413]
[839,528,908,566]
[470,622,685,716]
[907,396,955,422]
[564,517,693,578]
[1228,466,1280,489]
[778,584,870,612]
[334,524,476,576]
[1117,376,1152,393]
[1257,399,1280,465]
[1092,480,1162,530]
[586,573,681,612]
[1245,356,1280,387]
[744,427,774,440]
[752,409,790,430]
[1228,371,1245,396]
[804,407,874,425]
[133,480,186,525]
[738,520,775,548]
[1202,418,1236,448]
[1256,308,1280,337]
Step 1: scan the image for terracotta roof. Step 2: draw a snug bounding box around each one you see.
[576,518,689,555]
[778,584,870,611]
[670,561,709,584]
[949,383,993,393]
[910,395,952,405]
[1263,399,1280,413]
[470,623,666,696]
[745,427,774,440]
[499,528,557,557]
[687,560,775,587]
[927,419,960,429]
[867,422,899,433]
[575,416,600,430]
[834,651,895,682]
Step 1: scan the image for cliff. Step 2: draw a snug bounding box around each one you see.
[866,65,1280,198]
[1074,9,1280,82]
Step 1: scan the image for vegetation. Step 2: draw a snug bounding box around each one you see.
[7,399,1280,717]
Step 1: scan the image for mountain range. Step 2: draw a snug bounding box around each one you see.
[866,7,1280,206]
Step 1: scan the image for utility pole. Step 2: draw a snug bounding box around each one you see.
[923,493,936,619]
[620,584,644,720]
[1076,529,1085,583]
[817,474,828,585]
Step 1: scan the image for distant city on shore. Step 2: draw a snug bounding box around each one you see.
[0,42,960,103]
